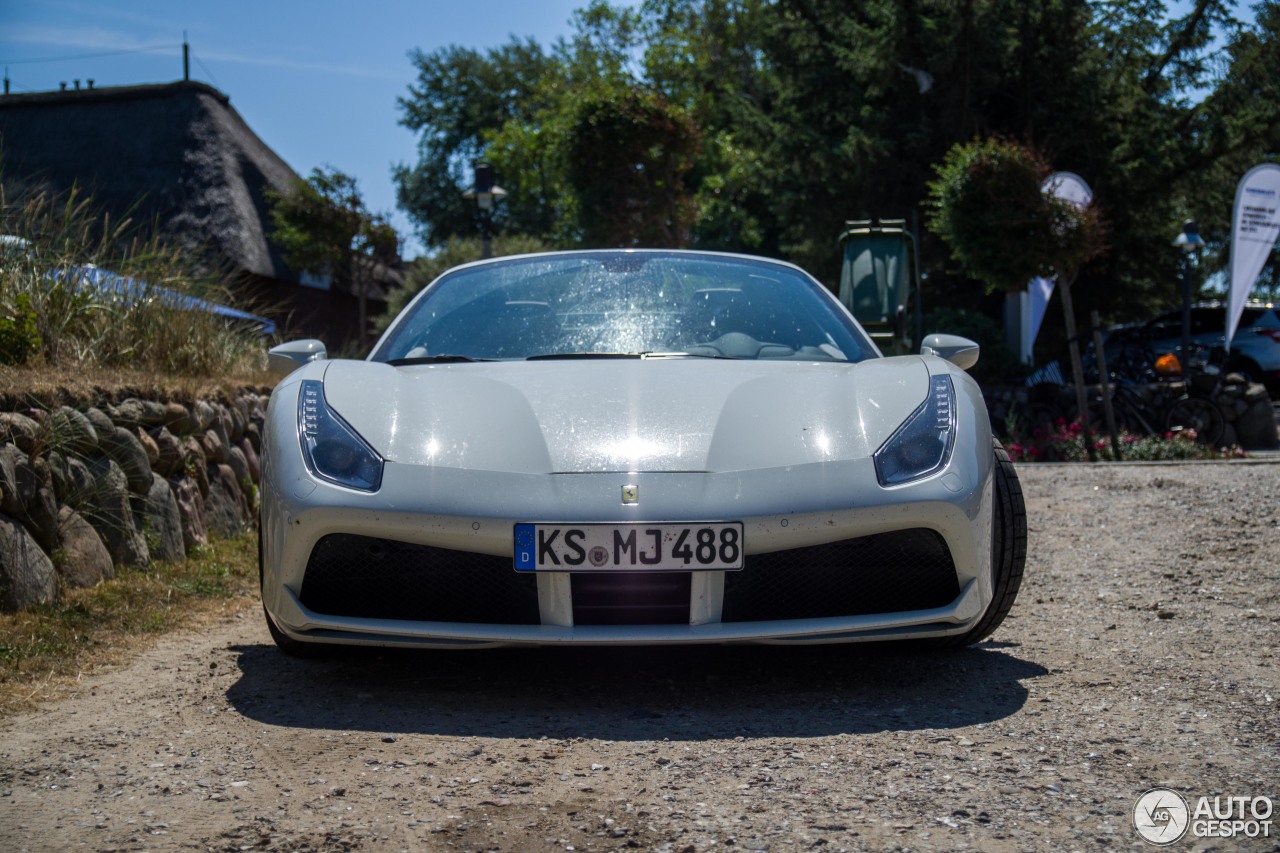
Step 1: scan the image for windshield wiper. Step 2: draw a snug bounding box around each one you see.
[525,352,643,361]
[526,351,743,361]
[384,355,491,366]
[642,351,737,360]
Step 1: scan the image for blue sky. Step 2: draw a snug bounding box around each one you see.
[0,1,1248,259]
[0,0,594,257]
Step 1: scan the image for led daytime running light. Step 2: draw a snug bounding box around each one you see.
[874,374,956,486]
[297,380,383,491]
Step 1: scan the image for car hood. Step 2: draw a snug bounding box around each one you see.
[321,357,929,474]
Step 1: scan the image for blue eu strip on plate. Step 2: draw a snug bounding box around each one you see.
[513,523,537,571]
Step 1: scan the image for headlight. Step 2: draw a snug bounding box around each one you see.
[298,379,383,491]
[873,375,956,486]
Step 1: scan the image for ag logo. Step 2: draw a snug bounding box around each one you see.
[1134,788,1189,845]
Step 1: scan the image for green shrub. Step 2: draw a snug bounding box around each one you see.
[0,293,42,365]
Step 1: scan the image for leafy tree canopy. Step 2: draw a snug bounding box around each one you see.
[393,0,1278,327]
[266,166,399,344]
[267,167,398,280]
[927,137,1104,293]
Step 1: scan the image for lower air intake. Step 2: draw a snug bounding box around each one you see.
[300,534,540,624]
[722,528,959,622]
[571,571,693,625]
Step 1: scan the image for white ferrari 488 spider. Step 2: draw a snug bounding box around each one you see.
[260,250,1025,654]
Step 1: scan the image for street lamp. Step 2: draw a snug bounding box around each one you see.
[1171,219,1205,370]
[462,162,507,259]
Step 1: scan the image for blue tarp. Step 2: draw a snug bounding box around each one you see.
[58,265,276,335]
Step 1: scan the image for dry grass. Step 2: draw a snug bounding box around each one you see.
[0,363,275,410]
[0,536,259,715]
[1,183,273,376]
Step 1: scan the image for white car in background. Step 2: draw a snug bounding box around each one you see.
[259,250,1026,654]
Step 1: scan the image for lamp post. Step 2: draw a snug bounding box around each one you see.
[462,162,507,259]
[1171,219,1205,370]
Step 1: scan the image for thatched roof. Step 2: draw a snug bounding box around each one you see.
[0,80,300,282]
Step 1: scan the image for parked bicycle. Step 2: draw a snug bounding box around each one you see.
[1161,346,1228,445]
[1087,325,1229,446]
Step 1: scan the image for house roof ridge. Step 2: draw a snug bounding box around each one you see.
[0,79,230,109]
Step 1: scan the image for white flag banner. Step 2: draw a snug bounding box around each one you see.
[1022,173,1093,361]
[1228,163,1280,351]
[1027,275,1057,347]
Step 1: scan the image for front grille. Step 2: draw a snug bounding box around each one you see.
[571,572,693,625]
[722,528,959,622]
[299,530,957,628]
[300,534,540,624]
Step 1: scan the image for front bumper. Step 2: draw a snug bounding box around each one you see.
[272,578,986,647]
[261,452,995,648]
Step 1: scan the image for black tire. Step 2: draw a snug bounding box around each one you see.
[259,522,331,658]
[940,438,1028,647]
[1164,395,1226,445]
[263,602,331,657]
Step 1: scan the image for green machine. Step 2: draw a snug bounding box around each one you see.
[838,219,922,353]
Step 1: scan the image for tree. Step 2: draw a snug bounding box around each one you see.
[394,2,756,251]
[394,39,560,247]
[1175,1,1280,294]
[564,86,701,246]
[926,137,1103,292]
[928,136,1105,449]
[266,167,399,347]
[391,0,1267,328]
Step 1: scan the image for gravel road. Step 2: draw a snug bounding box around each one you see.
[2,462,1278,852]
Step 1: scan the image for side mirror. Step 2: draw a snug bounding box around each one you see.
[920,334,980,371]
[268,339,327,376]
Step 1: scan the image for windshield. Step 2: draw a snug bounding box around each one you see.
[372,251,878,363]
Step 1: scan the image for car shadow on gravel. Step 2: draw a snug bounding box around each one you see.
[225,641,1046,740]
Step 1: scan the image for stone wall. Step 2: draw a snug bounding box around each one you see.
[0,390,268,612]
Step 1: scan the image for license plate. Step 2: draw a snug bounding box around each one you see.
[514,522,744,572]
